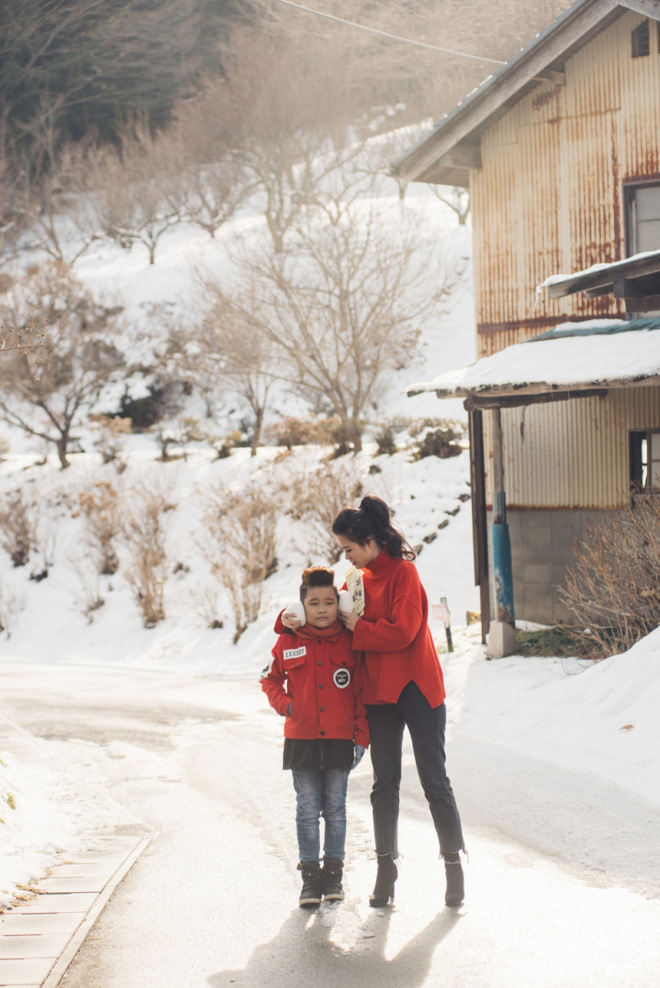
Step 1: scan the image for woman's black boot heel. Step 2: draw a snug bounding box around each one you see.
[369,853,397,907]
[444,852,464,907]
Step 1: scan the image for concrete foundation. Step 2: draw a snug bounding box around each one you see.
[486,507,621,625]
[486,620,518,657]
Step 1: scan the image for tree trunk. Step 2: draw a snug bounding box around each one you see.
[57,435,70,469]
[250,406,264,458]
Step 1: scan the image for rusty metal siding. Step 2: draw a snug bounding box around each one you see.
[473,11,660,358]
[482,387,660,508]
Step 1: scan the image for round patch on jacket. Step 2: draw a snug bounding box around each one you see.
[333,667,351,689]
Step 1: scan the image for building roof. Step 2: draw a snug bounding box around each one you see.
[406,319,660,406]
[391,0,660,186]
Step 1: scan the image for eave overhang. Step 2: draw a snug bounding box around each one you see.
[391,0,660,187]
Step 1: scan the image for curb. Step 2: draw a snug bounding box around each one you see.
[0,826,152,988]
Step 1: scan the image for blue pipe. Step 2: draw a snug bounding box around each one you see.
[491,521,515,626]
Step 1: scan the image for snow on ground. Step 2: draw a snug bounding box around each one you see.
[443,625,660,809]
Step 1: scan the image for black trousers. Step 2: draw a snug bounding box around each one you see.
[367,681,465,859]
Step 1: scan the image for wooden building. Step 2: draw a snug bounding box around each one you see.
[394,0,660,634]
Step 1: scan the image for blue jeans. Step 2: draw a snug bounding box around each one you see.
[291,768,349,862]
[367,681,465,859]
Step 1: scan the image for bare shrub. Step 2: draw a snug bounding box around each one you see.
[122,489,171,628]
[0,579,26,636]
[262,417,330,450]
[69,556,105,623]
[409,419,465,460]
[190,582,224,630]
[90,415,132,472]
[559,495,660,657]
[372,417,413,456]
[203,483,279,642]
[77,482,122,576]
[0,491,38,567]
[286,460,363,563]
[152,417,205,462]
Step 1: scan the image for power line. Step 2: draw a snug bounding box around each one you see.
[271,0,507,66]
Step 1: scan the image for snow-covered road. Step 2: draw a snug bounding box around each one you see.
[1,664,659,988]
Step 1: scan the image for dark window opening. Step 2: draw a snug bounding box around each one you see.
[630,430,660,492]
[632,20,650,58]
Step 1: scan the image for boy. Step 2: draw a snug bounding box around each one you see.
[260,567,369,907]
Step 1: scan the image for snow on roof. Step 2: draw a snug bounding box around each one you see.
[406,320,660,398]
[537,249,660,298]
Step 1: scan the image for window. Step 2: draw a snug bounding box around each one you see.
[632,20,650,58]
[625,183,660,254]
[630,430,660,491]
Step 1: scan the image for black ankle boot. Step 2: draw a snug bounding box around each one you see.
[321,858,345,901]
[298,861,322,908]
[369,853,397,907]
[444,853,464,907]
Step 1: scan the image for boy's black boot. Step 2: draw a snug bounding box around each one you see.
[444,853,465,907]
[321,858,345,901]
[369,852,397,907]
[298,861,322,908]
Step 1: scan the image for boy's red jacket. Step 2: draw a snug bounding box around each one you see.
[260,624,369,747]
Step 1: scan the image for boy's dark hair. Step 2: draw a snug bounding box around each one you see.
[299,566,339,602]
[332,493,416,560]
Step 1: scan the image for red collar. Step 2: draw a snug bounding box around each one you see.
[364,548,399,575]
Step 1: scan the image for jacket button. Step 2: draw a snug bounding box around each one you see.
[316,640,321,644]
[320,707,325,712]
[320,731,325,736]
[318,684,323,689]
[317,661,322,666]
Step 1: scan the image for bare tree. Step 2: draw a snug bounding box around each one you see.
[429,186,471,225]
[11,141,102,264]
[0,262,125,468]
[208,197,452,452]
[182,277,277,455]
[91,123,181,265]
[222,28,376,253]
[162,80,254,239]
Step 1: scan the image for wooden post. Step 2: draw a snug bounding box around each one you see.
[468,407,490,644]
[488,407,516,657]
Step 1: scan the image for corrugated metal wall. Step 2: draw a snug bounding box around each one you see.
[482,386,660,508]
[472,10,660,358]
[470,10,660,510]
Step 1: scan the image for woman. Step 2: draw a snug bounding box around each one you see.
[282,493,465,908]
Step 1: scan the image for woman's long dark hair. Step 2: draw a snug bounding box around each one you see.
[332,493,416,560]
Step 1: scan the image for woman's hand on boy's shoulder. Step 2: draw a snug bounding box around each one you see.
[340,609,360,632]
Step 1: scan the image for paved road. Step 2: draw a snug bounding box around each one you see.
[1,663,659,988]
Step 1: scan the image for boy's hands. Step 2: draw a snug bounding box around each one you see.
[282,601,305,630]
[351,744,366,770]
